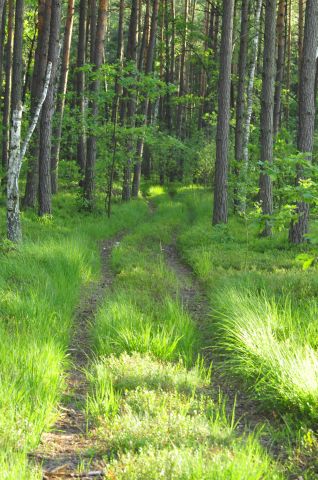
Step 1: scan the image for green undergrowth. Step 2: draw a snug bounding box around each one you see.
[0,192,148,478]
[173,187,318,476]
[88,188,282,479]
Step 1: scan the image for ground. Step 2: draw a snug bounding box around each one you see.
[1,186,318,479]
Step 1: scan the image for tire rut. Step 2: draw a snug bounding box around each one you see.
[164,243,281,455]
[30,237,121,479]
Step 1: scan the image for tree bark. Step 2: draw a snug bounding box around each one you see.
[51,0,75,193]
[122,0,138,201]
[259,0,277,236]
[273,0,286,136]
[23,0,52,208]
[0,0,6,38]
[240,0,262,210]
[285,0,292,122]
[0,6,7,103]
[106,0,124,217]
[83,0,108,207]
[38,0,61,216]
[138,0,150,71]
[289,0,318,243]
[176,0,189,139]
[234,0,249,211]
[2,0,14,173]
[76,0,87,173]
[212,0,235,225]
[132,0,159,197]
[7,0,24,242]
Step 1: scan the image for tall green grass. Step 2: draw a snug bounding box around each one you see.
[176,188,318,421]
[87,190,282,479]
[92,193,199,365]
[0,193,148,478]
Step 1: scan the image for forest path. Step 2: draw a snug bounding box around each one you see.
[164,241,277,451]
[32,237,121,479]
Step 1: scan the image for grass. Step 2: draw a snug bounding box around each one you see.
[91,192,199,366]
[175,188,318,419]
[87,190,282,479]
[3,182,316,477]
[172,187,318,476]
[87,354,281,479]
[0,190,148,478]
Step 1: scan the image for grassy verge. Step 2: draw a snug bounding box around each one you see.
[87,189,282,479]
[173,187,318,476]
[0,192,148,479]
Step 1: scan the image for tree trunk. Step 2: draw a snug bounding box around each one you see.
[51,0,75,193]
[273,0,286,136]
[138,0,150,71]
[164,0,172,131]
[234,0,249,211]
[0,6,7,103]
[83,0,108,207]
[23,0,52,208]
[38,0,61,216]
[2,0,14,173]
[240,0,262,210]
[176,0,189,139]
[122,0,138,201]
[7,0,24,242]
[106,0,124,217]
[259,0,277,237]
[289,0,318,243]
[76,0,87,173]
[22,29,36,103]
[285,0,292,122]
[212,0,235,225]
[132,0,159,198]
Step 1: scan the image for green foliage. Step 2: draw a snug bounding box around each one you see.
[0,191,148,477]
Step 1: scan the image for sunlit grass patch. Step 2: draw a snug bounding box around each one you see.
[176,188,318,423]
[87,353,280,478]
[92,295,198,364]
[104,443,282,480]
[87,352,210,410]
[213,288,318,417]
[0,192,148,477]
[93,205,200,365]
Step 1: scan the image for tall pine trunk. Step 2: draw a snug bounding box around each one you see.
[259,0,277,237]
[2,0,14,173]
[132,0,159,197]
[51,0,75,193]
[76,0,87,173]
[289,0,318,243]
[38,0,61,216]
[273,0,286,136]
[240,0,262,210]
[23,0,51,208]
[234,0,249,211]
[212,0,235,225]
[83,0,108,207]
[122,0,138,201]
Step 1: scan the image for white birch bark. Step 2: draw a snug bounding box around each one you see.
[7,106,23,242]
[7,62,52,242]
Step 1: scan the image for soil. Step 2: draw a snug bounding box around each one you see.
[30,237,121,479]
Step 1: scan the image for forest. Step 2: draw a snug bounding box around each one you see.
[1,0,318,478]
